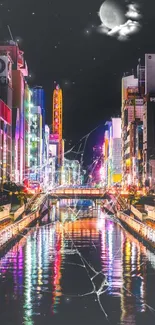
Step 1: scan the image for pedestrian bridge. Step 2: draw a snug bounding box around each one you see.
[49,188,106,199]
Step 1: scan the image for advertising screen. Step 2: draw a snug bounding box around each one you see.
[49,144,57,157]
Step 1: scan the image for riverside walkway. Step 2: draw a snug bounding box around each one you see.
[0,194,48,250]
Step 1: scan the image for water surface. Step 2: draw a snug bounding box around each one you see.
[0,204,155,325]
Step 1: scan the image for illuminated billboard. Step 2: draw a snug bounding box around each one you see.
[112,118,121,139]
[49,144,57,158]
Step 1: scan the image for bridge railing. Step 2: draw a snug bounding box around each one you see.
[117,211,155,244]
[50,188,106,196]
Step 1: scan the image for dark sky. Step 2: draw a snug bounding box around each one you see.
[0,0,154,145]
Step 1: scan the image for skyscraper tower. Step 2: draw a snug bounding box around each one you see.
[32,86,45,144]
[0,41,28,184]
[52,84,63,166]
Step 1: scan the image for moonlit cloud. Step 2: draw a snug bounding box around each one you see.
[109,20,140,35]
[97,1,142,40]
[98,19,140,40]
[126,4,142,19]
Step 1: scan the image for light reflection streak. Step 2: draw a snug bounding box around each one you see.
[131,243,136,272]
[52,233,63,313]
[120,235,146,324]
[24,239,33,325]
[38,228,43,287]
[107,222,113,291]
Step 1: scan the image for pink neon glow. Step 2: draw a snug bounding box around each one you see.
[50,134,59,141]
[0,100,12,125]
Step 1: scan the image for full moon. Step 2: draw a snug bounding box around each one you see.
[99,1,126,30]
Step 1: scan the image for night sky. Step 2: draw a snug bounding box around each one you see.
[0,0,154,146]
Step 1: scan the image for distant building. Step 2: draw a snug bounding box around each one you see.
[135,124,143,186]
[109,118,122,186]
[92,145,103,184]
[44,125,50,189]
[102,124,111,186]
[52,84,63,167]
[32,86,46,183]
[49,133,58,186]
[32,86,45,153]
[64,159,81,186]
[102,119,122,187]
[29,106,42,182]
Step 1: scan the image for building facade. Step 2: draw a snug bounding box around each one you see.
[29,106,42,182]
[52,84,63,167]
[0,100,12,185]
[92,145,103,184]
[44,125,50,190]
[0,41,29,184]
[143,54,155,188]
[121,75,143,187]
[49,133,58,187]
[64,159,81,186]
[0,51,13,185]
[32,87,45,154]
[102,119,122,187]
[23,84,31,183]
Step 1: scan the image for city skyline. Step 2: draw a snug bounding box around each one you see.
[1,3,155,325]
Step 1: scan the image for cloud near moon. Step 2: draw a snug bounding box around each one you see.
[98,0,142,40]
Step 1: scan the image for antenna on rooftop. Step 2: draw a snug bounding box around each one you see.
[7,25,14,41]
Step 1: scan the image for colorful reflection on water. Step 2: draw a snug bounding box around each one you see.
[0,204,155,325]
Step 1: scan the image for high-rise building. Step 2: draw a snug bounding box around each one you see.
[121,75,143,187]
[44,125,50,189]
[0,51,13,185]
[49,134,58,187]
[51,84,65,185]
[0,41,28,184]
[12,106,20,183]
[135,124,143,186]
[110,118,122,185]
[32,86,45,151]
[0,100,12,185]
[102,123,111,186]
[32,87,46,183]
[102,119,122,187]
[143,54,155,187]
[52,84,63,167]
[23,84,31,182]
[29,106,42,182]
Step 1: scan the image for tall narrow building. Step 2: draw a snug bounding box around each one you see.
[143,54,155,187]
[23,84,32,182]
[0,41,28,184]
[51,84,64,185]
[102,119,122,187]
[52,84,63,166]
[31,86,45,151]
[31,86,46,183]
[121,75,143,187]
[0,50,13,185]
[29,106,42,182]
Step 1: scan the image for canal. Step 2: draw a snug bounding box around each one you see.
[0,201,155,325]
